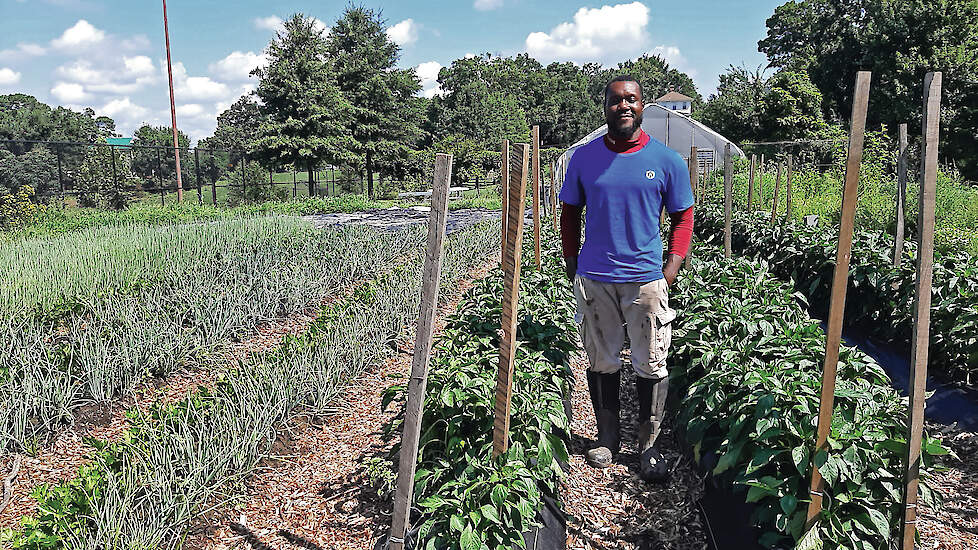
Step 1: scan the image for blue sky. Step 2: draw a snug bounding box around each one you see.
[0,0,783,142]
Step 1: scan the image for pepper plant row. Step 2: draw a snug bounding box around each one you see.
[671,243,951,549]
[1,220,500,549]
[382,230,576,550]
[695,207,978,388]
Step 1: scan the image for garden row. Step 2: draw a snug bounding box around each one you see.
[1,216,419,453]
[671,243,950,549]
[1,219,499,548]
[382,230,575,549]
[695,206,977,388]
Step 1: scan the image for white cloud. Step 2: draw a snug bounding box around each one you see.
[0,68,21,85]
[254,15,284,32]
[525,2,650,65]
[176,103,207,118]
[50,82,90,103]
[100,97,148,119]
[209,51,267,81]
[164,60,230,101]
[474,0,503,10]
[123,55,154,76]
[0,42,46,61]
[649,45,696,78]
[386,19,418,47]
[415,61,442,98]
[51,19,106,50]
[54,57,157,96]
[464,53,477,59]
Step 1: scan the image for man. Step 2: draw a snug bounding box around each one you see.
[559,75,694,482]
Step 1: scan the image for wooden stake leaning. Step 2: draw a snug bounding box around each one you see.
[551,160,559,232]
[893,123,909,267]
[771,162,783,224]
[723,144,733,259]
[492,143,530,458]
[747,154,757,212]
[532,125,542,270]
[500,139,510,266]
[900,72,941,550]
[389,154,454,550]
[805,70,872,530]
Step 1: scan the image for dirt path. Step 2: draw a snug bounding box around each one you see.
[563,354,709,549]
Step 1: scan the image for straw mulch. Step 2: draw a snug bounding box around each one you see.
[917,423,978,550]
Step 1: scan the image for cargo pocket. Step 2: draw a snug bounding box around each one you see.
[650,285,677,379]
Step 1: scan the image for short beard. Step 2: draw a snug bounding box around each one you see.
[607,112,643,141]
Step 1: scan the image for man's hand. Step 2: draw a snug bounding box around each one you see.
[564,256,578,283]
[663,253,683,287]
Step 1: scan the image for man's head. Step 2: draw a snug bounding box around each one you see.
[604,76,644,140]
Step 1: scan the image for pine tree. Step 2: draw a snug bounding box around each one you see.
[251,13,354,196]
[327,6,422,197]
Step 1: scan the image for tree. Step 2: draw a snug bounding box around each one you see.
[209,94,264,152]
[326,6,423,197]
[131,125,191,188]
[0,147,58,198]
[251,13,353,196]
[760,70,829,141]
[698,65,769,144]
[76,145,136,210]
[592,54,703,111]
[759,0,978,179]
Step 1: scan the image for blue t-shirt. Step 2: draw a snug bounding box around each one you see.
[559,135,694,283]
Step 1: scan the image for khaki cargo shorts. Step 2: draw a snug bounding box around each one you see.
[573,275,677,380]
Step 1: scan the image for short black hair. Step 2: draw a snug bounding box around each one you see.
[604,75,643,101]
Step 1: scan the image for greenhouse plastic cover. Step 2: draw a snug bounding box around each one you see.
[556,103,745,179]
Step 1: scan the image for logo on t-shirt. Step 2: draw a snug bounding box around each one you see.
[645,170,656,180]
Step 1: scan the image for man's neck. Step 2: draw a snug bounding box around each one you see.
[604,129,648,154]
[606,129,643,144]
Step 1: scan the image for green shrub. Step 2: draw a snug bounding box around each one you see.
[0,185,41,229]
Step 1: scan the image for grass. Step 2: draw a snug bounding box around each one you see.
[705,161,978,255]
[0,216,421,453]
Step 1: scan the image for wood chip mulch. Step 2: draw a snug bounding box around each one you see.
[563,354,709,550]
[916,422,978,550]
[184,258,497,550]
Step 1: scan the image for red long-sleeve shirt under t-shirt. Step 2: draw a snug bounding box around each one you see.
[559,130,694,262]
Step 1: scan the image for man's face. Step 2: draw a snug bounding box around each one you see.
[604,80,644,139]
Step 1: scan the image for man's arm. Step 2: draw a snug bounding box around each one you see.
[560,202,583,281]
[663,206,694,286]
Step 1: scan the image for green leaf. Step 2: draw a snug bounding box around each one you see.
[460,525,481,550]
[780,494,798,515]
[792,445,810,476]
[480,504,501,524]
[450,514,465,532]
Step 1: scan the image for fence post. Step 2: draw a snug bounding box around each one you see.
[109,144,118,193]
[805,70,872,533]
[786,154,793,221]
[493,143,530,458]
[551,160,558,232]
[893,123,909,267]
[501,139,510,266]
[56,142,65,204]
[532,126,541,270]
[747,154,756,212]
[388,153,454,550]
[771,161,782,224]
[194,148,202,205]
[293,166,297,199]
[157,147,165,205]
[724,144,732,259]
[758,153,765,211]
[241,152,247,200]
[900,72,941,550]
[211,151,218,205]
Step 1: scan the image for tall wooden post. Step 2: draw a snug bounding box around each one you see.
[786,155,793,222]
[900,72,941,550]
[532,125,541,270]
[893,123,909,267]
[723,144,733,259]
[388,154,454,550]
[805,70,872,530]
[771,162,783,224]
[501,139,510,266]
[747,154,756,212]
[758,154,765,211]
[493,144,530,458]
[551,160,558,232]
[162,0,183,202]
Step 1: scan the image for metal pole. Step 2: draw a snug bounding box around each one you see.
[163,0,184,202]
[157,147,165,205]
[293,166,297,199]
[195,147,202,205]
[211,151,218,205]
[56,142,65,204]
[241,152,247,199]
[110,144,118,192]
[893,123,909,267]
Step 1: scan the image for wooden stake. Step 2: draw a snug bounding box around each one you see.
[493,143,530,458]
[500,139,510,266]
[786,155,794,222]
[551,160,559,232]
[806,70,872,529]
[532,126,542,270]
[893,123,909,267]
[389,153,454,550]
[724,144,732,259]
[747,154,756,212]
[758,154,765,211]
[900,72,941,550]
[771,162,783,224]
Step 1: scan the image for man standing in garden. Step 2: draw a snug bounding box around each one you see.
[559,76,694,482]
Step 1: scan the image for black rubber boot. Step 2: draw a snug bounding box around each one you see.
[636,375,669,482]
[585,370,621,468]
